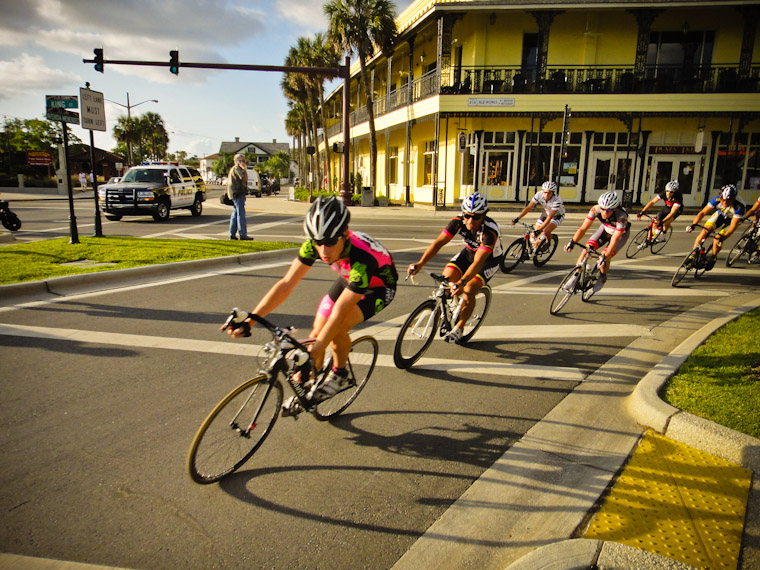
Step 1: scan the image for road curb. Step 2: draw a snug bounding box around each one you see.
[0,248,299,304]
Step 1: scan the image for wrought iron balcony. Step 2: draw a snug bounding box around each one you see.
[326,63,757,137]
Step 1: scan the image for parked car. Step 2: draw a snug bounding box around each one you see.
[106,176,122,184]
[98,163,206,222]
[246,169,261,197]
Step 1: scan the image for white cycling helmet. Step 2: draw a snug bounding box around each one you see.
[542,181,557,193]
[598,191,621,210]
[462,192,488,214]
[665,180,679,192]
[720,184,737,201]
[304,195,350,242]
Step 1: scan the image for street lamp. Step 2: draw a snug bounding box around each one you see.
[104,92,158,166]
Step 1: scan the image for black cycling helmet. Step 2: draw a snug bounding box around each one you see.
[304,195,350,242]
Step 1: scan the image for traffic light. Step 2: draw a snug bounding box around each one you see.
[93,48,104,73]
[169,50,179,75]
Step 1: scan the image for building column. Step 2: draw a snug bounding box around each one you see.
[528,11,562,84]
[630,9,661,78]
[437,14,456,89]
[738,7,759,80]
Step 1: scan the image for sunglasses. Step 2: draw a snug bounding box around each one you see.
[600,208,615,213]
[463,213,483,220]
[314,235,341,247]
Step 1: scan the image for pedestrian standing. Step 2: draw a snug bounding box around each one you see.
[227,154,253,241]
[78,172,89,191]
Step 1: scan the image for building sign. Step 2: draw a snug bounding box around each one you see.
[468,97,516,107]
[79,87,106,132]
[650,145,706,155]
[27,151,52,166]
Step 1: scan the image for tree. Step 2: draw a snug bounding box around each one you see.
[324,0,397,198]
[1,117,81,176]
[265,151,292,180]
[112,111,168,165]
[113,116,140,165]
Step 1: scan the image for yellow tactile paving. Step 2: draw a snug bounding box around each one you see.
[584,430,751,569]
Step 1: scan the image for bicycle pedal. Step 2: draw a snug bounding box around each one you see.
[282,396,305,418]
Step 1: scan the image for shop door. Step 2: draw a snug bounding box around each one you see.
[649,157,702,207]
[587,152,634,204]
[480,150,515,202]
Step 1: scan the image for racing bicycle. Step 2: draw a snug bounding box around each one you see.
[500,222,559,272]
[671,224,718,287]
[393,273,491,369]
[187,310,378,484]
[726,219,759,266]
[626,214,672,258]
[550,243,605,315]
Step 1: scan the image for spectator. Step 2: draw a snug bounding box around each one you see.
[227,154,253,241]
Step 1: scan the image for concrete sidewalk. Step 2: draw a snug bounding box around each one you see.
[0,189,758,570]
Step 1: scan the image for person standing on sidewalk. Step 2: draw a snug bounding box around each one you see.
[227,154,253,241]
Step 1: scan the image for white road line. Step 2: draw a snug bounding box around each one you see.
[492,286,730,296]
[0,323,584,382]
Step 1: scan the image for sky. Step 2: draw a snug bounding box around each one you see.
[0,0,414,160]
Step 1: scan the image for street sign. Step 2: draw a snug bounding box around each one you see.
[79,87,106,132]
[46,95,80,124]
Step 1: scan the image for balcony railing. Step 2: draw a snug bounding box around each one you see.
[326,63,758,137]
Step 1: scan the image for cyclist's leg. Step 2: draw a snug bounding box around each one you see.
[443,252,466,282]
[311,291,365,370]
[541,214,562,240]
[455,275,484,329]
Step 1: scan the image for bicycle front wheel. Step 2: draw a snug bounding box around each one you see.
[726,235,751,266]
[393,299,440,369]
[533,235,559,267]
[500,238,525,273]
[550,267,579,315]
[460,286,492,343]
[671,251,695,287]
[314,336,378,420]
[187,375,282,484]
[650,227,672,254]
[625,228,649,258]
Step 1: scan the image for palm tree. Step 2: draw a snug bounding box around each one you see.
[312,32,341,192]
[140,112,168,161]
[113,115,140,166]
[324,0,397,199]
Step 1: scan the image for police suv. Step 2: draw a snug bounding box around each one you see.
[98,163,206,222]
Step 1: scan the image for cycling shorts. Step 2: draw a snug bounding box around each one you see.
[587,225,630,257]
[704,211,732,236]
[318,277,396,322]
[655,205,682,222]
[447,248,500,285]
[538,211,564,227]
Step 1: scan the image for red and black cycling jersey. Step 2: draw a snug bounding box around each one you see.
[443,215,504,257]
[587,205,631,235]
[657,190,684,210]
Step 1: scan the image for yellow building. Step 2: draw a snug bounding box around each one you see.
[322,0,760,209]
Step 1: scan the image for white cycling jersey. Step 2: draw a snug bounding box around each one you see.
[531,191,566,218]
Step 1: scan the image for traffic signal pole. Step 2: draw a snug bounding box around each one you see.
[83,51,352,206]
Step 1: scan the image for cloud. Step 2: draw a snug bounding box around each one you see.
[0,53,82,99]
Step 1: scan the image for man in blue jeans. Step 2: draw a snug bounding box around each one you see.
[227,153,253,240]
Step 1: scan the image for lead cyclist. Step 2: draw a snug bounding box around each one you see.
[224,196,398,409]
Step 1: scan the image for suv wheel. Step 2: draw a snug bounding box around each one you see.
[191,196,203,216]
[105,214,122,221]
[153,200,170,222]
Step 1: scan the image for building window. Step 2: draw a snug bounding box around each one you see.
[423,141,436,186]
[523,132,583,187]
[715,132,760,191]
[388,146,398,184]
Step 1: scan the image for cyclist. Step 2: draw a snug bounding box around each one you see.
[512,180,566,245]
[224,195,398,406]
[638,180,683,236]
[686,184,746,269]
[407,192,503,344]
[743,197,760,263]
[563,191,631,294]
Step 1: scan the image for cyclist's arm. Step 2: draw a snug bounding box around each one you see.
[721,215,744,240]
[566,216,594,250]
[536,209,556,231]
[514,201,536,221]
[456,247,492,288]
[661,202,681,225]
[603,229,625,258]
[691,204,713,227]
[640,196,659,215]
[411,230,453,274]
[250,258,310,319]
[744,200,760,219]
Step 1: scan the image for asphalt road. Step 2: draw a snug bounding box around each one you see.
[0,195,757,569]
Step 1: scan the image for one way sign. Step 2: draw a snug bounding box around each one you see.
[79,87,106,132]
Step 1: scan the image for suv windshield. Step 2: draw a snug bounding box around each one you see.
[122,168,167,184]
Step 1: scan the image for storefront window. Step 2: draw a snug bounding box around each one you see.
[388,147,398,184]
[524,131,582,187]
[423,141,435,186]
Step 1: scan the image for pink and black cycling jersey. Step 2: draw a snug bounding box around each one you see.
[443,215,504,258]
[298,230,398,295]
[587,205,631,235]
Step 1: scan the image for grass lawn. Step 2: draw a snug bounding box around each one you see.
[0,236,298,285]
[662,307,760,439]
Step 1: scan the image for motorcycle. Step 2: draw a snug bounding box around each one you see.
[0,200,22,232]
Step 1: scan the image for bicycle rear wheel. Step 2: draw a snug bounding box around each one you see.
[533,235,559,266]
[550,267,579,315]
[671,250,696,287]
[460,285,492,343]
[726,235,751,266]
[393,300,440,369]
[188,375,282,484]
[314,336,378,420]
[625,228,649,258]
[650,227,672,254]
[500,238,525,273]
